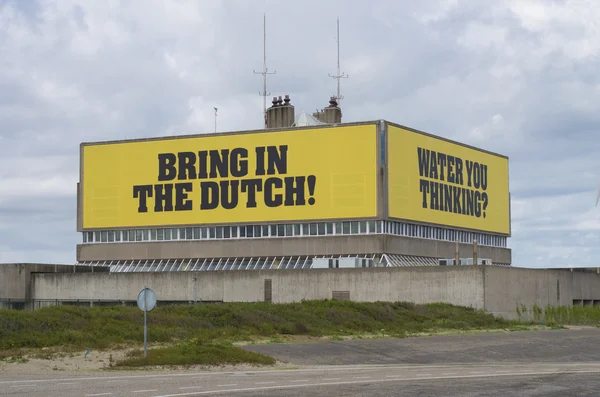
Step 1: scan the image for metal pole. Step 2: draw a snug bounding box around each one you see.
[143,288,147,358]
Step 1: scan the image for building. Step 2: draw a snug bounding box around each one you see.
[75,96,511,273]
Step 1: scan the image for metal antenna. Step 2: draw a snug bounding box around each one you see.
[328,17,348,105]
[213,107,218,133]
[253,13,275,128]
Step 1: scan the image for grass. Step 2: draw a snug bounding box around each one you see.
[115,340,275,368]
[518,303,600,326]
[0,299,578,367]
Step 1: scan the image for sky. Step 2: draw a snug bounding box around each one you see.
[0,0,599,267]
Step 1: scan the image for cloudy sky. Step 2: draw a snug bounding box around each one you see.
[1,0,599,267]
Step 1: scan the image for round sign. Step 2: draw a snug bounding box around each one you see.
[137,287,157,312]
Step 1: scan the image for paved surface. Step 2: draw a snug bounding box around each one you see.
[2,363,600,396]
[3,328,600,396]
[243,328,600,365]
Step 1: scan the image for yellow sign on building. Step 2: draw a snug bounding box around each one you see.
[81,124,378,229]
[387,125,510,235]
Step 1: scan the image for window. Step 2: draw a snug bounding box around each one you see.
[115,231,121,242]
[185,228,193,240]
[285,224,294,237]
[359,221,366,234]
[216,227,223,239]
[309,223,318,236]
[326,223,334,235]
[318,223,326,235]
[101,231,108,242]
[150,229,157,241]
[231,226,238,238]
[262,225,269,237]
[108,231,115,242]
[342,222,351,234]
[277,224,285,237]
[223,226,231,238]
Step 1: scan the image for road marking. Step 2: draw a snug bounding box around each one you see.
[146,370,600,397]
[179,387,202,390]
[441,372,457,375]
[496,370,511,373]
[355,376,371,379]
[86,394,113,396]
[0,363,592,385]
[289,380,309,383]
[216,384,237,387]
[57,382,80,385]
[323,378,341,381]
[255,381,275,384]
[417,373,432,376]
[106,380,125,383]
[132,390,158,393]
[10,385,35,388]
[469,372,484,374]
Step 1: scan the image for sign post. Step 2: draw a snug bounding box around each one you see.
[137,287,157,358]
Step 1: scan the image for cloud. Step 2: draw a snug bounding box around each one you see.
[1,0,599,268]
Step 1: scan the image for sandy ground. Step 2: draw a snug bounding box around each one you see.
[0,347,297,375]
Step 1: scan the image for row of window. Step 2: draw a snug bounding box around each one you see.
[82,220,507,248]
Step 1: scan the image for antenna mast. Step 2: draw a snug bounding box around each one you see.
[329,17,348,104]
[253,13,276,128]
[213,107,218,133]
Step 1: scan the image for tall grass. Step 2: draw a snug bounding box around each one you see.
[514,303,600,326]
[0,300,517,351]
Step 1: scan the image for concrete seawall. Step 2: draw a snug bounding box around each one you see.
[27,265,600,319]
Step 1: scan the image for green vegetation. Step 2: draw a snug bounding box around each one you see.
[517,303,600,326]
[116,340,275,368]
[2,299,592,368]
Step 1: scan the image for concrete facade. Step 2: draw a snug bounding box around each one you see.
[0,263,107,301]
[24,265,600,319]
[77,235,511,264]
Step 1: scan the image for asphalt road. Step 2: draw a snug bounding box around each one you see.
[2,363,600,396]
[3,328,600,396]
[244,328,600,365]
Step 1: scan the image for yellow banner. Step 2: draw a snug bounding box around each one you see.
[82,125,378,229]
[387,125,510,235]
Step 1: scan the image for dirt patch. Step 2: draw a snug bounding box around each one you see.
[0,347,295,375]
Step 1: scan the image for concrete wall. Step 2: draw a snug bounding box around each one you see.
[571,271,600,303]
[32,267,485,310]
[77,235,512,265]
[384,236,511,264]
[0,263,106,300]
[6,264,600,319]
[483,266,574,319]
